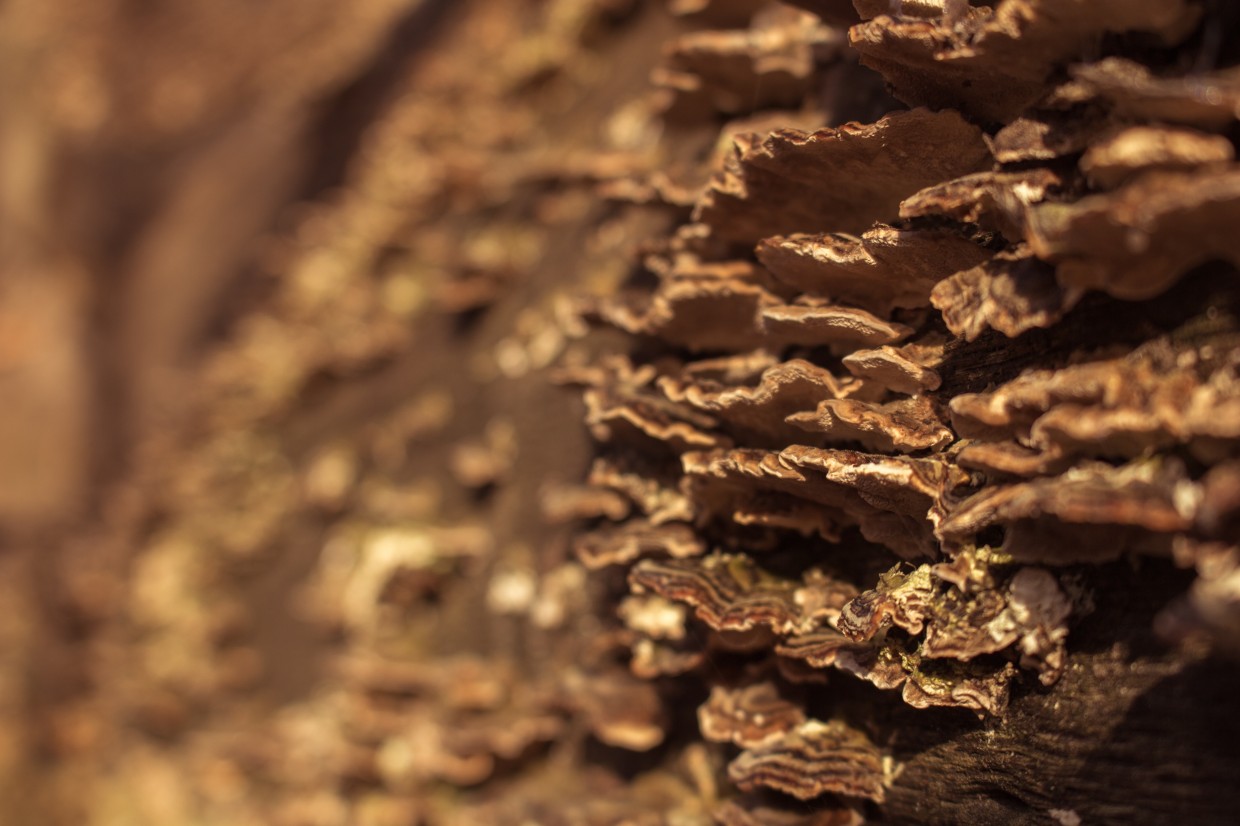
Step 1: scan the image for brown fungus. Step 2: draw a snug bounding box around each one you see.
[697,682,806,748]
[850,0,1199,122]
[56,2,1240,823]
[785,394,955,453]
[693,108,992,244]
[1079,125,1236,189]
[629,636,708,680]
[937,460,1197,563]
[776,627,871,670]
[1070,58,1240,130]
[595,275,782,353]
[540,483,632,524]
[900,167,1065,242]
[658,358,875,446]
[567,669,668,752]
[583,382,727,452]
[758,300,914,351]
[682,447,945,558]
[899,659,1015,717]
[574,519,707,570]
[586,454,697,524]
[778,445,965,519]
[660,11,840,116]
[731,491,847,540]
[628,553,856,636]
[919,567,1072,685]
[991,110,1113,164]
[756,225,993,315]
[1026,166,1240,300]
[949,354,1240,462]
[955,440,1073,479]
[618,594,689,642]
[780,0,863,27]
[838,564,937,641]
[842,337,944,394]
[931,247,1081,341]
[726,718,888,802]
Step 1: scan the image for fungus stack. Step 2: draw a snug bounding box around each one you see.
[555,0,1240,821]
[8,1,1240,824]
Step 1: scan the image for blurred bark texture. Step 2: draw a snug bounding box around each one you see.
[2,1,1240,824]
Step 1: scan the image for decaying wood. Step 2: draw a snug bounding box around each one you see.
[3,1,1240,824]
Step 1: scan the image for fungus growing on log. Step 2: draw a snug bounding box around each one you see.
[726,718,889,802]
[757,225,993,314]
[697,682,806,748]
[693,108,992,243]
[9,1,1240,824]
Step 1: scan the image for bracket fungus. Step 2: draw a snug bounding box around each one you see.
[697,682,807,749]
[850,0,1200,122]
[19,1,1240,824]
[757,225,993,315]
[726,719,889,802]
[693,108,992,243]
[785,395,954,454]
[629,553,856,637]
[544,1,1240,817]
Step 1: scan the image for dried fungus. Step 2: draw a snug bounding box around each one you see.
[25,1,1240,824]
[726,719,888,802]
[850,0,1200,122]
[1070,58,1240,130]
[694,108,992,244]
[756,225,992,315]
[931,247,1079,341]
[785,395,953,453]
[1027,166,1240,299]
[660,10,840,116]
[558,2,1240,781]
[629,553,856,636]
[697,682,806,748]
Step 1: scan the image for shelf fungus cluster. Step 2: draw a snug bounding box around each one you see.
[550,0,1240,820]
[21,1,1240,825]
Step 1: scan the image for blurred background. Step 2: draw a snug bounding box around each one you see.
[0,1,677,822]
